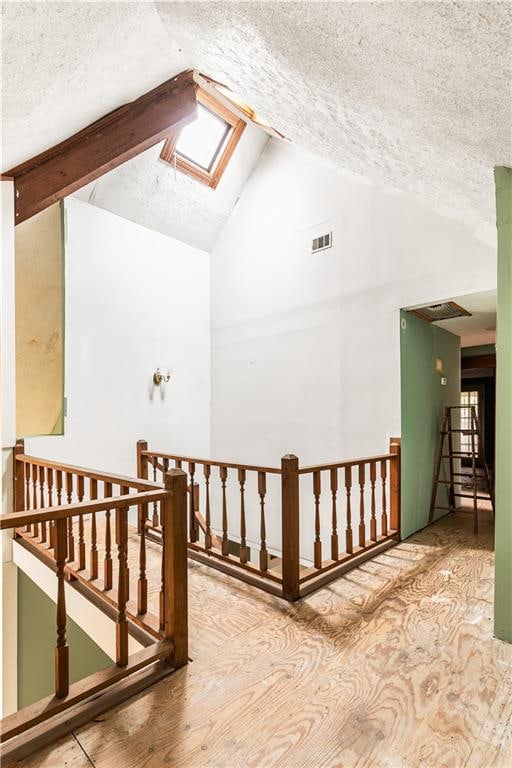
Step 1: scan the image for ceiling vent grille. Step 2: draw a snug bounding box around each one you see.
[312,232,332,253]
[409,301,472,323]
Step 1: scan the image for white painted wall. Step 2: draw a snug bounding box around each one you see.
[209,140,496,556]
[26,198,210,476]
[211,140,496,465]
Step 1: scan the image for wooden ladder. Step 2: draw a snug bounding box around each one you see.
[428,405,494,534]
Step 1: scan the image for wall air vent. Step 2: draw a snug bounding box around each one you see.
[312,232,332,253]
[409,301,472,323]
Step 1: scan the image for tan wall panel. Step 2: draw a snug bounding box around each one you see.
[15,202,64,436]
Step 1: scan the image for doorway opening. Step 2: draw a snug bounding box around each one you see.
[400,288,496,536]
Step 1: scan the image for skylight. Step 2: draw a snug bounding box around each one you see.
[175,104,231,173]
[160,88,246,189]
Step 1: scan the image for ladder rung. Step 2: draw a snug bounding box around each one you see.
[440,429,478,434]
[441,453,477,457]
[446,405,479,409]
[455,493,492,501]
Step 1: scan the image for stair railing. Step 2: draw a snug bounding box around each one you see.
[1,440,188,746]
[137,437,401,601]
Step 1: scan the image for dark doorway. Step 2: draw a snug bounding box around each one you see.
[460,348,496,486]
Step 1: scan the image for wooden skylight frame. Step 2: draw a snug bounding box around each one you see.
[160,88,246,190]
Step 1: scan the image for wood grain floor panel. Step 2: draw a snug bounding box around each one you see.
[14,511,510,768]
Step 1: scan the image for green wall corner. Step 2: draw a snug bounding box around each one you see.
[17,570,111,709]
[400,310,461,539]
[494,166,512,643]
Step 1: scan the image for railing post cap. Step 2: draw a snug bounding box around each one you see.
[137,439,148,447]
[164,467,187,488]
[282,454,298,460]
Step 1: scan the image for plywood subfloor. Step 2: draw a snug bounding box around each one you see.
[14,511,512,768]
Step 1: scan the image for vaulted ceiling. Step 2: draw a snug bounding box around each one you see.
[3,1,511,250]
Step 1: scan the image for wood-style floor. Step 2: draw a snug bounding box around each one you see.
[15,510,512,768]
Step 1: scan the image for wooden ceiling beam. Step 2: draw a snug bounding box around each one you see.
[5,69,198,224]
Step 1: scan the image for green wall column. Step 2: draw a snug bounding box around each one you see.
[494,167,512,643]
[400,312,460,539]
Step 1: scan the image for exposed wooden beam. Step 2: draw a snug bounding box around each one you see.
[5,69,197,224]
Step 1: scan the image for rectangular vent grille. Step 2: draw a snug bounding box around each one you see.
[312,232,332,253]
[409,301,472,323]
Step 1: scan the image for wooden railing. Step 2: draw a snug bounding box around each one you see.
[137,437,401,601]
[1,440,188,747]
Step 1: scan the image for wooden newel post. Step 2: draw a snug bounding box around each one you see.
[136,440,148,533]
[281,454,300,602]
[163,469,188,668]
[54,517,69,697]
[115,506,129,667]
[389,437,401,538]
[14,439,25,513]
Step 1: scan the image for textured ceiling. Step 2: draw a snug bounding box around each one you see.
[158,1,512,226]
[2,1,511,249]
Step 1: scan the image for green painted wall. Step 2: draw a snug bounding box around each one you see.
[17,570,111,709]
[494,167,512,643]
[400,311,461,539]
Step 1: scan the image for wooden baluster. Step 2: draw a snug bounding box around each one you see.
[138,497,147,615]
[358,463,366,549]
[54,517,69,698]
[136,439,148,534]
[54,471,63,544]
[238,468,248,564]
[188,462,198,542]
[48,468,55,548]
[115,505,129,667]
[104,481,113,590]
[381,459,388,537]
[345,466,353,554]
[370,462,377,541]
[152,457,159,526]
[220,466,229,555]
[77,476,86,570]
[175,459,182,469]
[14,440,25,514]
[120,485,130,601]
[24,463,31,531]
[204,464,212,549]
[31,465,39,538]
[56,470,62,504]
[330,468,339,561]
[90,478,98,579]
[313,470,322,568]
[66,472,75,562]
[39,465,47,543]
[258,471,268,572]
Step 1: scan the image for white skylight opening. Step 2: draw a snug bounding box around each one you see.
[175,104,231,172]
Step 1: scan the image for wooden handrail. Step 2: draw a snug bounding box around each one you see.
[139,438,401,603]
[15,453,164,491]
[0,490,168,529]
[298,452,395,474]
[140,450,282,475]
[5,444,189,751]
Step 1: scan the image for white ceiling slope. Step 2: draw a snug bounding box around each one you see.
[2,1,511,250]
